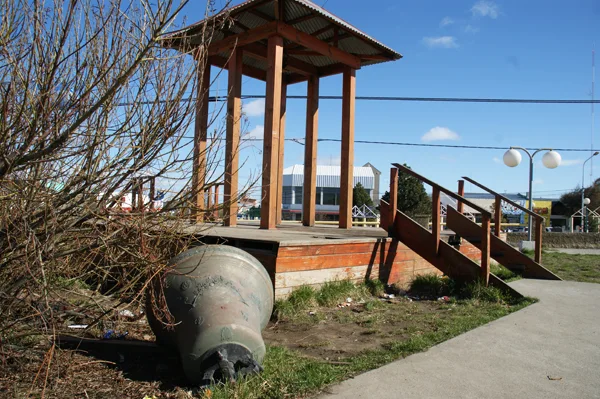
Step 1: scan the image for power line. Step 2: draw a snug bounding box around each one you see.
[314,138,600,152]
[118,95,600,107]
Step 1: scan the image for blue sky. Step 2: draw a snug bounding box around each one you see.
[182,0,600,200]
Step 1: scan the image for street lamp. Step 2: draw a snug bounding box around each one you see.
[581,152,599,233]
[503,147,561,241]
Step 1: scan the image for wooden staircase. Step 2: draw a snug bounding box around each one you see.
[380,164,523,298]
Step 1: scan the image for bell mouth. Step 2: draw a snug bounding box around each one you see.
[195,343,263,386]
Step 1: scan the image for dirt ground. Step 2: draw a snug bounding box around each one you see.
[1,296,454,398]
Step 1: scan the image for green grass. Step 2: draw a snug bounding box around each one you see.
[537,251,600,283]
[490,263,520,282]
[207,278,535,399]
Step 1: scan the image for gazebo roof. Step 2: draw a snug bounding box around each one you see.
[163,0,402,83]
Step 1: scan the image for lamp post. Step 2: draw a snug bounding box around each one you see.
[503,147,561,241]
[581,152,599,233]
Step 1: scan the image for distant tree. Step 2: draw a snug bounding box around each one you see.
[352,182,373,208]
[381,164,431,217]
[559,185,600,216]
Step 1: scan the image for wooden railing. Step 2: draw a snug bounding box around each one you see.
[461,176,543,263]
[390,164,493,285]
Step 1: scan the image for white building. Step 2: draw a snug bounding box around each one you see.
[281,163,380,221]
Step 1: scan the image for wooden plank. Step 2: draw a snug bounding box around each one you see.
[302,75,319,227]
[494,194,502,236]
[276,83,287,225]
[192,59,210,223]
[481,215,491,285]
[223,50,242,227]
[277,240,402,258]
[535,218,543,263]
[431,187,441,254]
[339,67,355,229]
[208,55,267,82]
[242,42,318,76]
[457,179,465,214]
[208,21,278,55]
[388,167,398,232]
[275,264,379,289]
[276,22,361,69]
[260,35,284,229]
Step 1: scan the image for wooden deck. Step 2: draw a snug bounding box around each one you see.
[183,222,480,298]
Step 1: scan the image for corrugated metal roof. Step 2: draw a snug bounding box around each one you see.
[162,0,401,70]
[283,164,375,189]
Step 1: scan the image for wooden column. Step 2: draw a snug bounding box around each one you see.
[457,179,465,214]
[535,218,543,263]
[149,177,156,211]
[494,195,502,236]
[213,184,220,220]
[388,167,398,231]
[339,67,356,229]
[192,58,211,223]
[276,83,287,225]
[481,215,491,285]
[431,187,441,253]
[260,35,284,229]
[207,186,214,220]
[302,75,319,226]
[223,50,242,226]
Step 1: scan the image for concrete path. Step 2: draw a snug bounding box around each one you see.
[319,280,600,399]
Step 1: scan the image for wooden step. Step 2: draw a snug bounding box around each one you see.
[447,207,561,280]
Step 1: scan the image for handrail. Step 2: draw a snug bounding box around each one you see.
[461,176,543,221]
[392,163,492,218]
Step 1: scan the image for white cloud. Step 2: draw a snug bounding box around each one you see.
[464,24,480,33]
[422,36,458,49]
[471,1,499,19]
[246,125,264,139]
[242,99,265,117]
[421,126,460,142]
[559,159,583,166]
[493,157,502,164]
[533,179,544,185]
[440,17,454,27]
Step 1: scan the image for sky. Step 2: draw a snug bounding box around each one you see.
[178,0,600,200]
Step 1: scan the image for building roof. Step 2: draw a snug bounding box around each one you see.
[162,0,401,74]
[283,164,375,189]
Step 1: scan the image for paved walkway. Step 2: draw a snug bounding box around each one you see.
[320,280,600,399]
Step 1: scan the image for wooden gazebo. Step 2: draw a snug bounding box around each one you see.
[165,0,401,229]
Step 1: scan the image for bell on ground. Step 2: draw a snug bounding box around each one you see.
[146,245,274,385]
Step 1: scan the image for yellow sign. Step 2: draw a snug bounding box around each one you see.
[522,200,552,227]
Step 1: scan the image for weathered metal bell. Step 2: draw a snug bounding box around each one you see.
[146,245,274,385]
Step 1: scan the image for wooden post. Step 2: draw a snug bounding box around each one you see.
[192,58,210,223]
[206,186,213,220]
[457,179,465,214]
[276,83,287,225]
[214,185,220,220]
[224,49,242,226]
[494,195,502,236]
[149,177,156,211]
[260,35,283,229]
[431,187,441,254]
[339,67,355,229]
[389,167,398,231]
[302,75,319,226]
[481,215,491,285]
[535,217,543,263]
[137,178,144,212]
